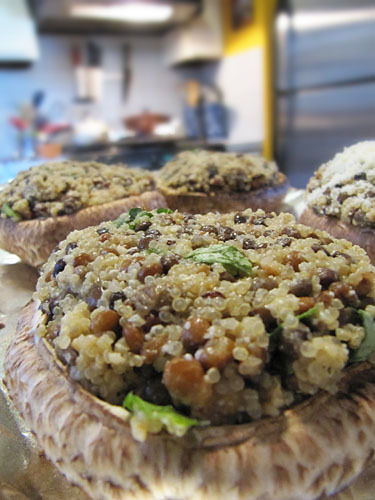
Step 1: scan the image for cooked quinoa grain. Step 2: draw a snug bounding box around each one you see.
[158,150,286,194]
[0,161,155,220]
[35,208,375,427]
[306,141,375,228]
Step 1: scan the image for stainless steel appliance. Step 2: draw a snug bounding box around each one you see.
[274,0,375,187]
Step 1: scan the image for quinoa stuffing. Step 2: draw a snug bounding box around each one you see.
[306,141,375,228]
[34,207,375,435]
[0,161,155,220]
[157,150,286,194]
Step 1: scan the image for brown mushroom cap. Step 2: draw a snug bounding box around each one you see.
[157,181,289,214]
[5,301,375,500]
[300,207,375,264]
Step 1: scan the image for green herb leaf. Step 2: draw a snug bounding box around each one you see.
[113,215,128,228]
[146,248,163,254]
[156,208,173,214]
[136,211,153,219]
[268,324,283,349]
[350,310,375,363]
[128,207,144,220]
[1,203,21,221]
[268,306,319,346]
[113,208,154,229]
[123,392,207,437]
[297,305,319,321]
[187,244,252,276]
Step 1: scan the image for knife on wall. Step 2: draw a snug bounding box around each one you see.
[122,43,132,101]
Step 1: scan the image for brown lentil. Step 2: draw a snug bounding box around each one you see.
[355,272,375,297]
[90,310,120,334]
[319,268,339,288]
[162,357,212,410]
[297,297,316,315]
[73,253,93,267]
[141,334,168,364]
[289,279,313,297]
[122,323,145,353]
[160,254,179,273]
[181,317,210,349]
[283,251,305,271]
[197,337,235,370]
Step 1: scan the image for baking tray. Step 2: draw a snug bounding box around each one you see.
[0,192,375,499]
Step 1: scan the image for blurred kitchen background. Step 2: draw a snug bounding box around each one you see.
[0,0,374,187]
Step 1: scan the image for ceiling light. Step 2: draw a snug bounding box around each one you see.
[71,3,173,24]
[293,9,375,31]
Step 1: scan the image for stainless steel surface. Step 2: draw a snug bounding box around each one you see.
[276,81,375,188]
[274,0,375,188]
[275,0,375,91]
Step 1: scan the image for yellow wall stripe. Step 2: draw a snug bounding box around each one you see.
[222,0,277,159]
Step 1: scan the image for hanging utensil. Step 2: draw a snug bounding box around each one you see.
[122,43,132,101]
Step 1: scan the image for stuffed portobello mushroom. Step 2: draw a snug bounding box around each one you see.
[301,141,375,263]
[0,161,165,267]
[5,207,375,500]
[156,150,289,214]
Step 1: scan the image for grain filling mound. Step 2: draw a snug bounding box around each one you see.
[34,207,375,434]
[302,141,375,263]
[0,161,165,267]
[305,142,375,228]
[156,150,288,213]
[0,161,155,220]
